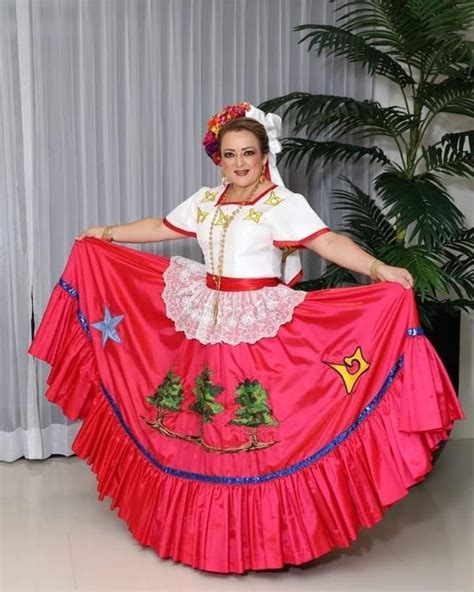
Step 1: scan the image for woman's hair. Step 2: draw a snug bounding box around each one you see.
[217,118,269,154]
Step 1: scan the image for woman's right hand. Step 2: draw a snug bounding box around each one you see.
[76,226,106,240]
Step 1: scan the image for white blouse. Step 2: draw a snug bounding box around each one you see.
[163,184,329,282]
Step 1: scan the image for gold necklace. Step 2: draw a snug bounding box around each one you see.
[208,179,262,326]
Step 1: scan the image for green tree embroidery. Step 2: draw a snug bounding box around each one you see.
[144,371,188,440]
[144,369,279,453]
[229,379,279,449]
[146,371,184,420]
[189,366,224,423]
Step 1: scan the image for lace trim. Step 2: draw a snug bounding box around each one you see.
[162,257,306,345]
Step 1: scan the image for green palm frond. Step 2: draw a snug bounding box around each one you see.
[302,101,412,140]
[428,298,474,314]
[421,131,474,177]
[278,138,390,172]
[374,171,465,250]
[260,93,357,131]
[419,38,474,77]
[259,91,316,122]
[406,0,474,37]
[433,228,474,300]
[419,79,474,117]
[439,227,474,259]
[261,93,413,139]
[332,178,397,250]
[337,1,420,54]
[338,0,474,66]
[440,62,474,81]
[340,0,474,37]
[294,24,414,86]
[319,263,361,288]
[377,244,449,300]
[440,258,474,300]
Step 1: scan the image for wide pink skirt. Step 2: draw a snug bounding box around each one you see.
[29,238,463,573]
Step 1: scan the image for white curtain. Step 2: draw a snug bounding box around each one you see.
[0,0,373,461]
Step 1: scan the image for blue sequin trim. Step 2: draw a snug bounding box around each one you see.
[101,355,404,486]
[77,310,91,340]
[58,278,91,340]
[407,327,424,337]
[58,278,78,300]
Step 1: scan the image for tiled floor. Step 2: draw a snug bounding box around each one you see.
[0,439,472,592]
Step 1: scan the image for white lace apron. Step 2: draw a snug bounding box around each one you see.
[162,256,306,345]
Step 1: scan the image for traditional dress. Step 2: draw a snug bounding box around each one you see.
[29,183,463,573]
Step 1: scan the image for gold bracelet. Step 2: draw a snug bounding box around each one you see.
[101,225,116,242]
[369,258,383,283]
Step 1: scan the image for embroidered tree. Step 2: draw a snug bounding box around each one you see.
[189,366,224,424]
[229,379,279,449]
[144,369,280,453]
[146,371,184,426]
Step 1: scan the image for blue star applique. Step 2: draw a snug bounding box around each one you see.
[92,306,125,348]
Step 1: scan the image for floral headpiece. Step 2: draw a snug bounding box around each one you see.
[203,102,252,165]
[203,102,284,187]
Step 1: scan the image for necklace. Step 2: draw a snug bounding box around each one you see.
[208,179,262,326]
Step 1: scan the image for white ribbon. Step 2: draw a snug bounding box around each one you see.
[246,105,302,286]
[245,105,285,187]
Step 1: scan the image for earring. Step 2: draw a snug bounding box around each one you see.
[259,164,266,184]
[221,171,228,186]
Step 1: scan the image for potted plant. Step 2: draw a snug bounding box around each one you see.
[260,0,474,389]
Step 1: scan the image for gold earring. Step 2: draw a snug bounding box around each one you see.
[259,164,266,184]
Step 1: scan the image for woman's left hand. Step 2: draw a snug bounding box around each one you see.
[377,264,414,289]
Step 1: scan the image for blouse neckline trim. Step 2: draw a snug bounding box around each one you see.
[216,183,278,206]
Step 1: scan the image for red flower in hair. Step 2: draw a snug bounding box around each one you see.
[203,102,251,165]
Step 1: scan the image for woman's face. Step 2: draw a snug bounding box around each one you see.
[220,130,268,189]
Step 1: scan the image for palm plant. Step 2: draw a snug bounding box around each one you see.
[260,0,474,326]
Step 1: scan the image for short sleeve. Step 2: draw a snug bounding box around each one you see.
[271,192,330,248]
[163,188,205,237]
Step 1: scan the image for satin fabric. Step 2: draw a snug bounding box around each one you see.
[29,238,464,573]
[205,273,279,291]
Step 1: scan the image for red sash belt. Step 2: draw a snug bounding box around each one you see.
[206,273,279,292]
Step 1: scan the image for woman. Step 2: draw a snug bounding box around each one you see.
[30,103,463,573]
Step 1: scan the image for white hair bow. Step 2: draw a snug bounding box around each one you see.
[246,105,284,186]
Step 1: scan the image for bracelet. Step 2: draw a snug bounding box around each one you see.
[369,258,383,283]
[101,225,116,242]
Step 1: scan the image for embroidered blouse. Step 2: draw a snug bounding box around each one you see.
[163,184,329,282]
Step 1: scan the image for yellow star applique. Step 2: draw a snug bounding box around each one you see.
[243,208,263,224]
[323,346,370,395]
[196,207,209,224]
[213,209,231,227]
[201,190,218,203]
[264,191,284,207]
